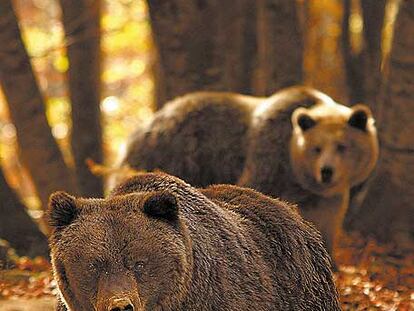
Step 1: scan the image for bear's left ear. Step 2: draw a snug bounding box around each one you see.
[48,191,79,230]
[292,107,317,132]
[143,192,178,221]
[348,104,372,131]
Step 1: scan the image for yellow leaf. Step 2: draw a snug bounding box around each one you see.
[53,55,69,73]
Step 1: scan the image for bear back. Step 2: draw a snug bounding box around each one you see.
[123,92,258,187]
[109,173,341,310]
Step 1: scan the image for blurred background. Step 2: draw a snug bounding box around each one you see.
[0,0,413,310]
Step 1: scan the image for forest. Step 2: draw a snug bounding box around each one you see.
[0,0,413,310]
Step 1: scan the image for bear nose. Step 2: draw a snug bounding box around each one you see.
[321,166,334,184]
[108,297,134,311]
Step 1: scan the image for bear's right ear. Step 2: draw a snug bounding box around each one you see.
[48,191,78,229]
[348,104,372,131]
[143,192,178,221]
[292,108,317,132]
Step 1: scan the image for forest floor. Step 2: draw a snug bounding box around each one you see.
[0,233,413,311]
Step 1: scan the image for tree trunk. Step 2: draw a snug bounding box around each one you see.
[341,0,386,109]
[60,0,103,197]
[148,0,254,108]
[148,0,302,107]
[360,0,386,113]
[348,0,414,245]
[0,168,49,258]
[0,0,77,208]
[303,0,348,103]
[148,0,303,107]
[254,0,303,95]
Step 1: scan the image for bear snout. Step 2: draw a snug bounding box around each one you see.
[101,293,141,311]
[108,297,134,311]
[321,166,334,184]
[96,272,141,311]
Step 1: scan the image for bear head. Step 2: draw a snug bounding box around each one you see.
[47,190,192,311]
[290,102,379,197]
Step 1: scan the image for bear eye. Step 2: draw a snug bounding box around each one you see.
[336,143,347,154]
[88,261,103,273]
[133,261,145,274]
[313,146,322,154]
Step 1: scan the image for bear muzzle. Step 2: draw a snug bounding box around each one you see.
[321,166,334,184]
[96,271,142,311]
[108,297,134,311]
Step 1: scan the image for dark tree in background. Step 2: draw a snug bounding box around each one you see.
[0,0,103,255]
[60,0,103,197]
[0,169,48,257]
[148,0,303,108]
[255,0,303,95]
[0,0,77,209]
[341,0,386,110]
[349,0,414,245]
[148,0,258,108]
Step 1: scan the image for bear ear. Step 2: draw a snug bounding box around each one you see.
[143,192,178,221]
[348,104,372,131]
[292,108,317,132]
[48,191,79,229]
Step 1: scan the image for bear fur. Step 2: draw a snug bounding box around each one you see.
[48,172,340,311]
[120,86,379,261]
[122,91,259,186]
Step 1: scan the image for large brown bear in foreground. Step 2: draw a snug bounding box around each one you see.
[120,86,379,260]
[48,172,340,311]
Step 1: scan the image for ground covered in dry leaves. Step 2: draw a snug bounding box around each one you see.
[335,234,413,310]
[0,234,413,310]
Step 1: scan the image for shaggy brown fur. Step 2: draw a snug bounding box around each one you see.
[123,92,259,186]
[48,172,340,311]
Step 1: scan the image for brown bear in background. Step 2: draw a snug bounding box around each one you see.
[119,86,379,262]
[239,89,379,259]
[48,172,340,311]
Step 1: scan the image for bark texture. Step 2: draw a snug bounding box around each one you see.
[254,0,303,95]
[360,0,386,112]
[60,0,103,197]
[341,0,386,110]
[148,0,302,107]
[348,1,414,245]
[148,0,253,107]
[0,0,77,208]
[0,169,49,257]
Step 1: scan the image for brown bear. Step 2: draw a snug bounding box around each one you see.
[239,90,379,259]
[118,86,379,261]
[48,172,340,311]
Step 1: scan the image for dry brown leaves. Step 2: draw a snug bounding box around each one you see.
[336,233,414,310]
[0,235,413,309]
[0,257,56,299]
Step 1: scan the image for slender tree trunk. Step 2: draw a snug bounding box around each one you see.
[341,0,386,109]
[341,0,364,104]
[148,0,255,108]
[60,0,103,197]
[0,0,77,208]
[0,168,49,257]
[303,0,348,102]
[360,0,386,113]
[254,0,303,95]
[348,0,414,245]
